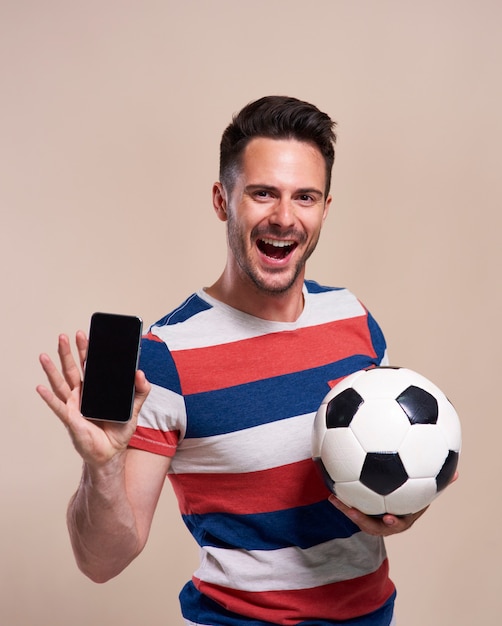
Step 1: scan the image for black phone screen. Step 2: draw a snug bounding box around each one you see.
[80,312,142,422]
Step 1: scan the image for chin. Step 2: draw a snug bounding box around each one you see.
[251,268,302,295]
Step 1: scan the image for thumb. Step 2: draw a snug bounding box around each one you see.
[132,370,151,416]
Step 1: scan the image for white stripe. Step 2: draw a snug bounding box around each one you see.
[137,383,187,438]
[306,286,365,325]
[152,287,364,350]
[195,533,387,592]
[171,412,314,474]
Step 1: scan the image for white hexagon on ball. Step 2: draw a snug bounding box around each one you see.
[351,398,410,452]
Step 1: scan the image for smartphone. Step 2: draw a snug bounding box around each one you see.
[80,312,142,422]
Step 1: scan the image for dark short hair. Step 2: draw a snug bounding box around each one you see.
[219,96,337,196]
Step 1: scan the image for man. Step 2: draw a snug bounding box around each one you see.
[38,96,425,625]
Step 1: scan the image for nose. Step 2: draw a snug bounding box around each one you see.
[269,196,295,229]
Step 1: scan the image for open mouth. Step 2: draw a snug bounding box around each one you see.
[257,238,297,260]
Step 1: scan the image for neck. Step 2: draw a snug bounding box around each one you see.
[206,268,305,323]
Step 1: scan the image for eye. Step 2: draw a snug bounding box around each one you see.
[252,189,274,201]
[295,190,324,206]
[297,193,316,205]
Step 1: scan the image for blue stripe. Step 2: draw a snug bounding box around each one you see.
[154,293,213,326]
[184,354,381,438]
[367,311,387,362]
[304,279,343,294]
[182,500,360,551]
[139,336,182,394]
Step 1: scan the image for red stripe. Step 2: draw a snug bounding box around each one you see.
[169,459,329,515]
[173,316,374,395]
[328,363,378,389]
[143,331,163,342]
[194,559,395,624]
[129,425,179,457]
[327,375,346,389]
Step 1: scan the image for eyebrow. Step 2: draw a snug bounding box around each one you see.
[244,184,324,197]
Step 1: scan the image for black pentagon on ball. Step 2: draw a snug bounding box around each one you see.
[326,388,364,429]
[436,450,459,492]
[396,385,439,425]
[313,456,335,493]
[360,452,408,495]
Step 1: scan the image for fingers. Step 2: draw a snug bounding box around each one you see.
[40,335,81,397]
[58,333,83,390]
[328,494,427,537]
[379,507,427,534]
[38,349,72,404]
[38,334,80,401]
[75,330,88,371]
[131,370,151,419]
[37,359,80,424]
[37,334,84,427]
[135,370,151,396]
[36,379,66,421]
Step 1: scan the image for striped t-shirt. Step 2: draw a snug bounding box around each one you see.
[129,280,396,625]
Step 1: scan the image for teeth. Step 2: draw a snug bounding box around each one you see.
[260,238,294,248]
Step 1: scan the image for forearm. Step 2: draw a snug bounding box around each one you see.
[67,454,142,583]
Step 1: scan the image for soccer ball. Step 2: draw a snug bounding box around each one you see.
[312,367,461,516]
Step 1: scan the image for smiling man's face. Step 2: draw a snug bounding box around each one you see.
[219,137,331,296]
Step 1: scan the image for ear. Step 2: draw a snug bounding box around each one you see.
[322,194,332,222]
[212,182,228,222]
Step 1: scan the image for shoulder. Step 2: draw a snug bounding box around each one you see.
[304,279,367,320]
[304,279,345,295]
[152,292,213,327]
[138,292,211,388]
[143,290,234,352]
[304,279,386,340]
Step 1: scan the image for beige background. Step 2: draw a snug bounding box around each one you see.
[1,1,501,624]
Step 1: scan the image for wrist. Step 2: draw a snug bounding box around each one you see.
[80,449,128,494]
